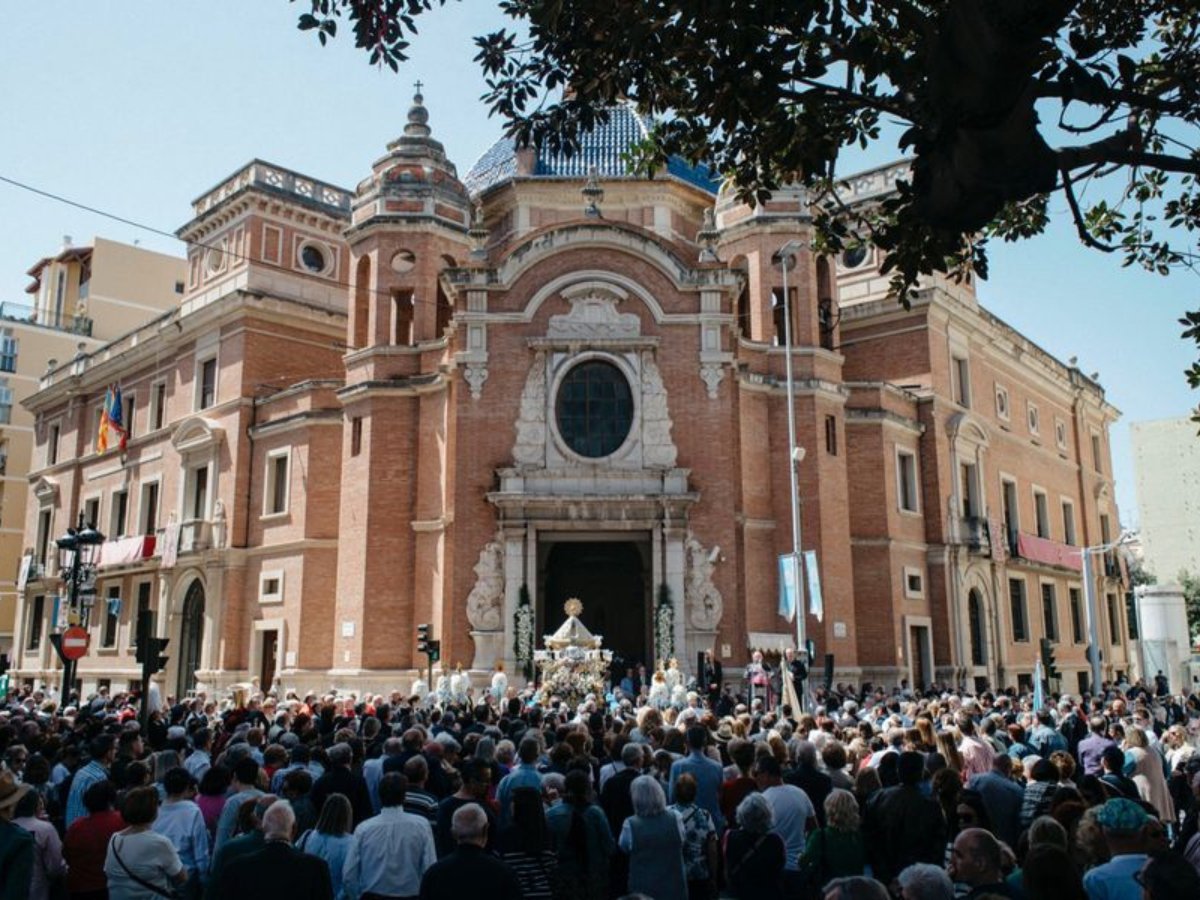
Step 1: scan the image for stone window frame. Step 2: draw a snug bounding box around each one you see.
[895,446,921,515]
[259,569,285,605]
[903,566,925,599]
[262,447,291,519]
[994,383,1010,422]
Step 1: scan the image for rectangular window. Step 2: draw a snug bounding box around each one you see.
[264,451,289,516]
[771,289,788,347]
[111,489,129,537]
[48,423,60,466]
[35,509,52,569]
[1034,490,1050,539]
[1002,479,1020,548]
[0,333,17,373]
[1107,593,1122,644]
[1100,513,1112,545]
[151,382,167,430]
[260,571,284,604]
[904,568,924,599]
[961,463,980,517]
[0,382,13,424]
[1125,594,1140,640]
[122,393,135,440]
[1009,578,1029,642]
[1092,433,1102,472]
[83,497,100,530]
[1042,582,1059,642]
[189,466,209,520]
[351,417,363,457]
[1070,587,1084,643]
[139,482,159,536]
[131,581,152,651]
[197,357,217,410]
[952,356,971,407]
[897,451,919,512]
[102,585,120,648]
[1062,500,1077,546]
[26,595,45,650]
[824,415,837,456]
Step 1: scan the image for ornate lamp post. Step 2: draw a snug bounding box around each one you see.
[55,512,105,699]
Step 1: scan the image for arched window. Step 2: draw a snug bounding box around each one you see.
[352,256,370,349]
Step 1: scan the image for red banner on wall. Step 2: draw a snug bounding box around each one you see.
[1017,533,1082,571]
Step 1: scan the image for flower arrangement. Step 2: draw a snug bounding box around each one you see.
[514,584,534,679]
[537,651,608,707]
[654,583,675,665]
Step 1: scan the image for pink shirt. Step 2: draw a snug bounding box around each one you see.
[958,735,995,781]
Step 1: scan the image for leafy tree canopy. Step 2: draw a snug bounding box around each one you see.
[295,1,1200,406]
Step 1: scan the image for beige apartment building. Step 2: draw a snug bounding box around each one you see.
[8,96,1128,698]
[0,238,184,654]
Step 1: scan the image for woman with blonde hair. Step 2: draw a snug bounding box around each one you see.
[936,731,964,775]
[797,788,866,891]
[1124,727,1175,820]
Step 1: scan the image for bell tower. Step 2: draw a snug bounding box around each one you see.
[335,89,471,676]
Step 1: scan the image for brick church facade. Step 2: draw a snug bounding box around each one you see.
[11,95,1129,697]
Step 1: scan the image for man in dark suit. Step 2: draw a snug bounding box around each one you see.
[310,742,373,826]
[219,800,332,900]
[419,803,521,900]
[701,650,723,706]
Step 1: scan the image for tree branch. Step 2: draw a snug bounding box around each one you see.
[1058,130,1200,176]
[1059,165,1118,253]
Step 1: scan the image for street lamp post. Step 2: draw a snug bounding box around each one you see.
[774,241,807,675]
[1079,533,1132,694]
[54,513,105,701]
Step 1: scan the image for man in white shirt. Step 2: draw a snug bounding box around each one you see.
[754,755,816,875]
[184,729,213,782]
[343,772,436,900]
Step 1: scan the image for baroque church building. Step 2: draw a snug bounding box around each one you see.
[11,95,1129,697]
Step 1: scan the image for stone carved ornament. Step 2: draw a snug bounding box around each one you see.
[685,535,724,630]
[465,536,505,631]
[640,352,677,468]
[513,350,547,466]
[547,291,641,339]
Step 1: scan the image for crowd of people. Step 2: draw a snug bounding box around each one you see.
[1,669,1200,900]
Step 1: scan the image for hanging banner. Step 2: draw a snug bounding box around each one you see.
[778,554,799,622]
[1034,656,1045,711]
[804,550,824,622]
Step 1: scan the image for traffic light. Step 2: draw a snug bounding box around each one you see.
[1040,637,1060,682]
[135,613,169,674]
[144,636,170,676]
[417,623,431,655]
[427,640,441,663]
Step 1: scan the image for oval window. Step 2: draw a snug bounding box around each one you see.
[842,246,868,269]
[299,243,327,274]
[554,361,634,459]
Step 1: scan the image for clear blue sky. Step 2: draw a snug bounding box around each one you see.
[1,2,1195,525]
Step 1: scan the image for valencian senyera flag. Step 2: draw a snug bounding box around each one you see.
[96,385,127,453]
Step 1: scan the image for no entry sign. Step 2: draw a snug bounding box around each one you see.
[61,626,90,661]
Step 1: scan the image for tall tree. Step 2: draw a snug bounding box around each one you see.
[295,1,1200,406]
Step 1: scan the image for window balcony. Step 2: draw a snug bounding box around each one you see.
[1010,532,1083,572]
[955,516,992,555]
[178,519,212,554]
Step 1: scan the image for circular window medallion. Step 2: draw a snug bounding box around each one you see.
[841,246,868,269]
[299,243,328,274]
[554,360,634,459]
[205,245,226,274]
[391,249,416,273]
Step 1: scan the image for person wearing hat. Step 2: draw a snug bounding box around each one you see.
[0,770,34,900]
[1083,798,1150,900]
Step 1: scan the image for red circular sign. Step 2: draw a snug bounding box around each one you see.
[61,626,90,661]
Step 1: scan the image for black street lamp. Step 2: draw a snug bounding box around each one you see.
[55,511,105,700]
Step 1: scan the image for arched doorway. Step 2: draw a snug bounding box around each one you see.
[542,540,648,668]
[177,580,205,697]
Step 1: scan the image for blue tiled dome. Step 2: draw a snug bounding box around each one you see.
[463,103,719,196]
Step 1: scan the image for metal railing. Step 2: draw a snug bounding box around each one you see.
[0,302,93,336]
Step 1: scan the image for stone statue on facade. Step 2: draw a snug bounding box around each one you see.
[685,536,723,629]
[465,537,504,631]
[513,351,546,466]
